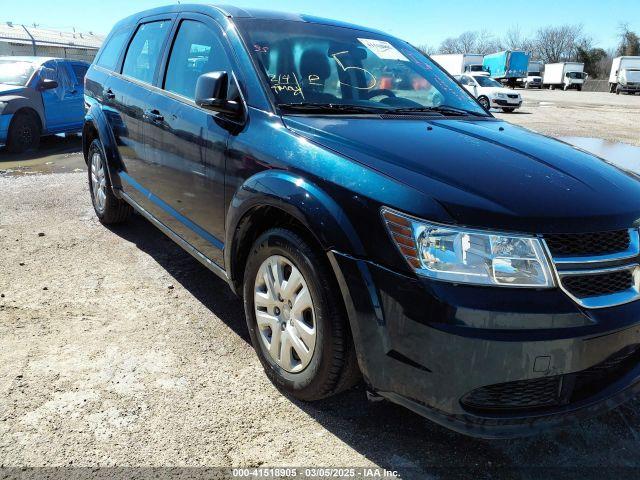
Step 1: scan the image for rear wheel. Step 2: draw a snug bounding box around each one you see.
[478,96,490,111]
[7,112,40,153]
[88,139,132,224]
[243,228,359,401]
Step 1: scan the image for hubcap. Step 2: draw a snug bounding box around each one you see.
[254,255,316,373]
[90,151,107,212]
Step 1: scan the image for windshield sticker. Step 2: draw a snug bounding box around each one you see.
[357,39,408,62]
[269,73,305,99]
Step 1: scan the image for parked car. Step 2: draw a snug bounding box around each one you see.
[482,50,530,87]
[516,60,543,89]
[0,56,88,153]
[456,74,522,112]
[543,62,587,91]
[85,5,640,439]
[609,56,640,94]
[431,54,488,77]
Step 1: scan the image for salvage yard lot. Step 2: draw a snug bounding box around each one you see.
[1,90,640,478]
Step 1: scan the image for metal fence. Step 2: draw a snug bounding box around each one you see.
[0,23,104,63]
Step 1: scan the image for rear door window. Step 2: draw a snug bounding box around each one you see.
[122,20,171,84]
[96,29,130,71]
[164,19,232,100]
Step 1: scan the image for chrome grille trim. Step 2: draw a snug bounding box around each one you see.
[542,229,640,309]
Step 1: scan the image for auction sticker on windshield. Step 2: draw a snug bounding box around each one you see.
[357,38,408,61]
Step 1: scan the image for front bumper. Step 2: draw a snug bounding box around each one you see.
[0,113,13,146]
[620,84,640,92]
[492,98,521,108]
[329,251,640,438]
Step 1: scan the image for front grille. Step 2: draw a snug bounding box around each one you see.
[507,94,519,99]
[544,230,630,257]
[461,345,640,414]
[562,269,634,298]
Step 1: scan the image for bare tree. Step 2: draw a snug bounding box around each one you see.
[416,44,437,56]
[617,23,640,56]
[437,30,499,55]
[534,24,585,63]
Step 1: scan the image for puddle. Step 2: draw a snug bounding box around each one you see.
[559,136,640,174]
[0,134,85,177]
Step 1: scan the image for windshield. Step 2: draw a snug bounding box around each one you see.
[566,71,586,79]
[0,60,36,86]
[527,71,540,76]
[474,76,502,88]
[624,69,640,82]
[236,19,487,116]
[467,65,484,72]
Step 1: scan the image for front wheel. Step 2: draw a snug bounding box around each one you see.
[243,228,359,401]
[88,139,132,224]
[7,112,40,153]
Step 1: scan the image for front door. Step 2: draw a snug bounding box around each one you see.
[142,15,236,265]
[40,60,82,132]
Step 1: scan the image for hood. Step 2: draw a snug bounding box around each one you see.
[282,116,640,234]
[0,84,27,96]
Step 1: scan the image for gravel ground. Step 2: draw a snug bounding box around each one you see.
[1,90,640,479]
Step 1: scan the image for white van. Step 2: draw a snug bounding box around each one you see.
[431,54,488,77]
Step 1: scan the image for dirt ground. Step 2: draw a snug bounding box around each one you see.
[1,90,640,479]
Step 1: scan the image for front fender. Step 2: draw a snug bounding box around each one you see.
[225,170,366,282]
[1,94,45,131]
[83,101,124,192]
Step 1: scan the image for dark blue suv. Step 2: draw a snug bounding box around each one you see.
[83,5,640,438]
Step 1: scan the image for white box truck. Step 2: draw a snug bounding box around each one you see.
[543,62,587,91]
[431,54,488,77]
[609,56,640,94]
[516,60,544,89]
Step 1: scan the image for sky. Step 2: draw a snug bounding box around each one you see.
[1,0,639,50]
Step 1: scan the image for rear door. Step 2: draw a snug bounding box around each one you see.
[140,13,237,265]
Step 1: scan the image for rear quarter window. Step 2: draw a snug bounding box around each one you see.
[96,28,130,71]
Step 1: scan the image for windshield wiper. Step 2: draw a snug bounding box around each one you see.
[389,105,488,117]
[278,103,389,114]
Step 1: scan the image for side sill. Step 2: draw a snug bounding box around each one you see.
[120,191,229,284]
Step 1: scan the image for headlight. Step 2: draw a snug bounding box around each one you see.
[495,93,506,99]
[0,101,7,113]
[382,208,555,287]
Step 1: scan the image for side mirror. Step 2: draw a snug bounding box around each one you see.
[39,79,59,91]
[195,71,242,117]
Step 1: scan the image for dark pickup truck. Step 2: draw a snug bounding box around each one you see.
[83,4,640,438]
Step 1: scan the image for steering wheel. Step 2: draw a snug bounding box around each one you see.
[364,89,397,100]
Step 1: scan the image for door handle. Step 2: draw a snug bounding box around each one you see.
[69,89,78,95]
[144,109,164,123]
[104,89,115,100]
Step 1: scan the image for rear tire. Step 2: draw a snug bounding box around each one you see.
[243,228,360,401]
[7,112,40,153]
[88,139,132,224]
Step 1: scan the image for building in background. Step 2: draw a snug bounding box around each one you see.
[0,22,104,62]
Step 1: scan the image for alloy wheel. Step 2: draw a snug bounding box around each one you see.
[90,151,107,213]
[254,255,316,373]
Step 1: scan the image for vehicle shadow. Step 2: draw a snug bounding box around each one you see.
[108,214,640,478]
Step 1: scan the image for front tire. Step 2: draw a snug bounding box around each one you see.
[243,228,359,401]
[88,139,132,224]
[478,96,490,111]
[7,112,40,153]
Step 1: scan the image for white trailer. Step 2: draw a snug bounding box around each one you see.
[609,56,640,94]
[431,54,487,77]
[543,62,587,91]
